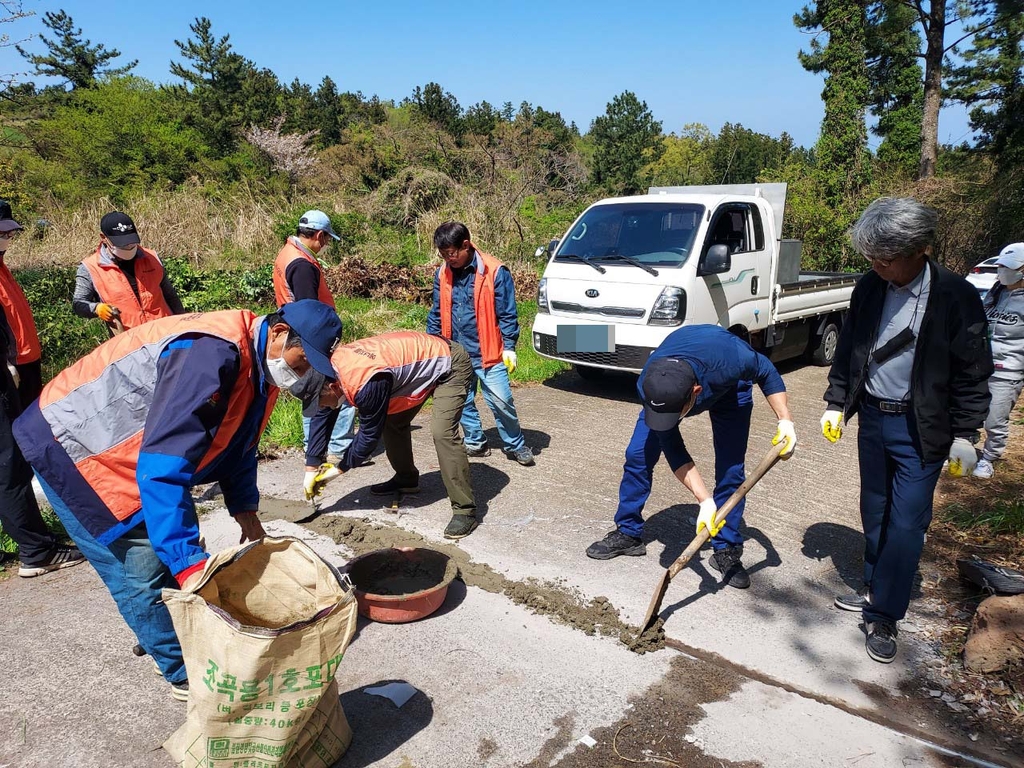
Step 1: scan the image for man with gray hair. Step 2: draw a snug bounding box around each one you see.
[820,197,992,663]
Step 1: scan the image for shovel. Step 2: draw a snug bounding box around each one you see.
[635,441,787,639]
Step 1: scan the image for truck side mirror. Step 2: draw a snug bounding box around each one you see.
[535,238,560,259]
[699,244,732,276]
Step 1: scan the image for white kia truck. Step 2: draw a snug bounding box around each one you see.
[531,183,857,378]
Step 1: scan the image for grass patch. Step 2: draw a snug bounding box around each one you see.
[513,300,570,384]
[261,395,305,452]
[941,499,1024,537]
[0,505,71,559]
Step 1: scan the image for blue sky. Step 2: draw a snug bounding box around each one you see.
[2,0,974,149]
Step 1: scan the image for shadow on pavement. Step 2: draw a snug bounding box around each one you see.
[337,680,434,767]
[323,464,511,525]
[802,521,865,591]
[474,426,552,455]
[541,368,640,405]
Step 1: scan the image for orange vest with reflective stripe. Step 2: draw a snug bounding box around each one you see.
[331,332,452,414]
[439,248,504,367]
[0,259,41,364]
[83,246,175,330]
[37,310,277,525]
[273,238,335,308]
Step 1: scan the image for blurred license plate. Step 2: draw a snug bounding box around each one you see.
[556,325,614,353]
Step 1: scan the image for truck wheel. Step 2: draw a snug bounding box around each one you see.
[811,321,839,366]
[575,364,605,381]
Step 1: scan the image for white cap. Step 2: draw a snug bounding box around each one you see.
[995,242,1024,270]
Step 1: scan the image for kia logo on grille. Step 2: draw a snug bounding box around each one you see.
[585,289,599,298]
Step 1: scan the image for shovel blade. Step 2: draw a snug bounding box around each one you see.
[637,568,671,637]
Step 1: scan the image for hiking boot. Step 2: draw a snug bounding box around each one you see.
[18,546,86,578]
[708,546,750,589]
[170,680,190,702]
[465,444,491,458]
[972,458,994,479]
[586,530,646,560]
[443,515,478,539]
[834,586,871,612]
[865,620,898,663]
[507,446,535,466]
[369,476,420,495]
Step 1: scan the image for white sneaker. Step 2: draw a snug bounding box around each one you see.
[972,458,994,479]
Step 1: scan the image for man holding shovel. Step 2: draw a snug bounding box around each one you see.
[586,324,796,589]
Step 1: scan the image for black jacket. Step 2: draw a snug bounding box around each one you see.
[824,260,993,463]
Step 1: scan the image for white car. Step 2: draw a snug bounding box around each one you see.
[966,257,999,295]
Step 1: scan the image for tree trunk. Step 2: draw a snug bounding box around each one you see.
[918,2,946,179]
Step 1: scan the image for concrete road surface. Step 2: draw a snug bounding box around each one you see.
[0,363,1015,768]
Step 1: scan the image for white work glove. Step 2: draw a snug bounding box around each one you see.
[947,438,978,478]
[6,363,19,388]
[695,498,724,538]
[304,463,342,500]
[773,419,797,458]
[502,350,517,373]
[821,409,843,443]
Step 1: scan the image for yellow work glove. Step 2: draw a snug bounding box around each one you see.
[502,350,517,373]
[695,498,724,538]
[7,363,19,388]
[821,409,843,443]
[303,463,342,500]
[947,437,978,478]
[95,303,120,323]
[772,419,797,458]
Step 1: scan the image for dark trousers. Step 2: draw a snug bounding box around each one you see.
[857,403,944,624]
[15,359,42,406]
[614,383,753,550]
[0,372,55,565]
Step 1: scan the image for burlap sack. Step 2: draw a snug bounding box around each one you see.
[162,536,358,768]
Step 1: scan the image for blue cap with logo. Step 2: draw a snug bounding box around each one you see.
[299,210,340,241]
[278,299,342,380]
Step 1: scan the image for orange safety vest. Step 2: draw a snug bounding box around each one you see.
[438,248,505,368]
[35,310,278,528]
[82,246,175,330]
[0,259,41,364]
[273,238,336,308]
[331,331,452,414]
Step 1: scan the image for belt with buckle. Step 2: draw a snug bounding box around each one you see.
[865,394,910,414]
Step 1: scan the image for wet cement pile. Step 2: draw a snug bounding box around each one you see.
[260,500,666,652]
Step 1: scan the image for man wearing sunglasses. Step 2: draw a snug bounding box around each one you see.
[821,197,992,664]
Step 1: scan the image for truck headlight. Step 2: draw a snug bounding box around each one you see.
[537,278,549,313]
[649,287,686,325]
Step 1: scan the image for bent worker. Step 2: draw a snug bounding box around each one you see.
[73,211,185,335]
[273,209,356,465]
[586,324,796,590]
[14,300,343,700]
[301,331,478,539]
[0,200,44,404]
[427,221,534,465]
[821,198,991,664]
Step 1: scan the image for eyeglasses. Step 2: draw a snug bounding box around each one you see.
[438,247,464,260]
[0,230,20,240]
[864,254,897,268]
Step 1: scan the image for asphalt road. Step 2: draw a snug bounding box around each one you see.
[0,362,1013,768]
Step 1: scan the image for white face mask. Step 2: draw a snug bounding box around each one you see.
[267,351,302,389]
[110,244,138,260]
[997,266,1023,286]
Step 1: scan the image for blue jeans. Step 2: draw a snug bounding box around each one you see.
[461,362,525,453]
[303,401,356,458]
[614,383,752,550]
[857,404,944,624]
[36,475,186,684]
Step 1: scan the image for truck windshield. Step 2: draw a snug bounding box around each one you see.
[554,203,704,269]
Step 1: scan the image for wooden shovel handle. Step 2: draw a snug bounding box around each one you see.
[667,442,786,579]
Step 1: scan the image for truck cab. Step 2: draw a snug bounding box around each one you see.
[531,183,856,376]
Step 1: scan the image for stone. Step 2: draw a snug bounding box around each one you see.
[963,594,1024,674]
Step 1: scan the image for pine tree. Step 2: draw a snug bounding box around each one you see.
[865,0,923,171]
[589,91,664,195]
[16,9,136,90]
[795,0,871,205]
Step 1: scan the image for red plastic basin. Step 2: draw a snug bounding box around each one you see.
[345,547,457,623]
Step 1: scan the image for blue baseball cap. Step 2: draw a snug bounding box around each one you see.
[299,210,340,240]
[278,300,342,379]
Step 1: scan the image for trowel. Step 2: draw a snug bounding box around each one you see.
[635,442,787,640]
